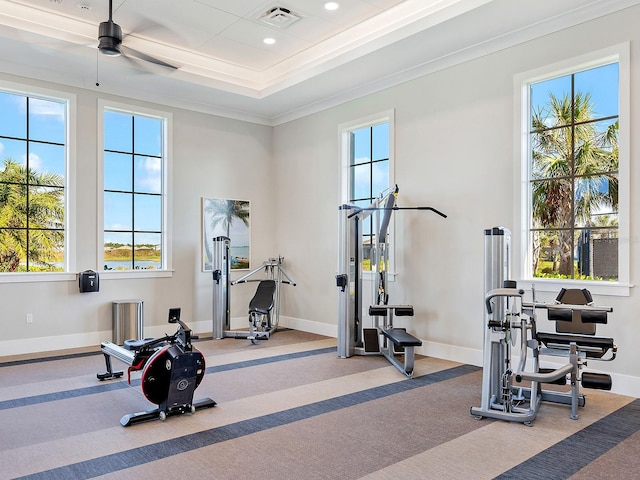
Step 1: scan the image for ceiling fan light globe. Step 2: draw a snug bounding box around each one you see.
[99,44,121,56]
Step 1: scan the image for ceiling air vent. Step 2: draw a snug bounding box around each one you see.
[259,7,301,28]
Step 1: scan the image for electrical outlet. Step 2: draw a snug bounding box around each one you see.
[26,313,33,324]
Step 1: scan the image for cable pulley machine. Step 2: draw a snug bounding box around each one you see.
[335,184,447,376]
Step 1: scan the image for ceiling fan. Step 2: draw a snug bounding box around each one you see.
[97,0,177,70]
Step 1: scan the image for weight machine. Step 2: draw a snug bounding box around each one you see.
[335,184,447,376]
[211,236,296,344]
[470,227,617,425]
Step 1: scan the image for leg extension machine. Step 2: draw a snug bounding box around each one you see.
[470,227,616,425]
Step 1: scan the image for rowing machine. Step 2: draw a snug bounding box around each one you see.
[97,308,216,426]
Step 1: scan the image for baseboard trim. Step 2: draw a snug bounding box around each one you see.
[417,340,484,367]
[3,319,639,398]
[1,332,108,358]
[277,316,338,338]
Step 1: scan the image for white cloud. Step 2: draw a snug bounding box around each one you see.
[137,156,161,193]
[29,97,65,122]
[27,152,42,171]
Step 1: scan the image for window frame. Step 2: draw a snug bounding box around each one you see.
[339,109,395,275]
[0,80,76,283]
[97,100,172,279]
[513,43,630,296]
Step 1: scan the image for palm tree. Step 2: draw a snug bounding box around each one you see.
[530,92,618,277]
[0,158,65,272]
[203,198,249,266]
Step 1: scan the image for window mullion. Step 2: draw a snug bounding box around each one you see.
[130,116,135,270]
[25,98,30,271]
[570,73,576,279]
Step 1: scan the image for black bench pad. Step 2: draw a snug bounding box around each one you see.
[537,332,614,358]
[369,305,414,317]
[381,328,422,347]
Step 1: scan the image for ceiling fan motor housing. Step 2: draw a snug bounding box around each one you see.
[98,20,122,55]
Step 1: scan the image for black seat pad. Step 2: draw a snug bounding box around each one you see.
[381,328,422,347]
[124,338,156,351]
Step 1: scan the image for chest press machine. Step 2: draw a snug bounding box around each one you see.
[97,308,216,426]
[336,185,447,377]
[211,236,296,344]
[470,227,616,425]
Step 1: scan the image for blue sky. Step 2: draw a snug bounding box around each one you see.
[530,62,619,124]
[103,110,163,246]
[351,122,389,203]
[0,93,66,176]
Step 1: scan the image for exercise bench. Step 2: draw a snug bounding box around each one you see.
[369,305,422,377]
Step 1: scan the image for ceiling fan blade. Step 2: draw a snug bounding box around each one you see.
[120,45,177,70]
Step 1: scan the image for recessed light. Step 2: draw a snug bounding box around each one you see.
[324,2,339,11]
[263,37,276,45]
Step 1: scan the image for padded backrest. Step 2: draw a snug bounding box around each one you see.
[551,288,599,335]
[249,280,276,312]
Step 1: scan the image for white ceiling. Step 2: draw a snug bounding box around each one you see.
[0,0,638,125]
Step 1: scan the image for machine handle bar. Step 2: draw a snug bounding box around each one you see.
[232,279,296,286]
[485,288,524,314]
[347,206,447,219]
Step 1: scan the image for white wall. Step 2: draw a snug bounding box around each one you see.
[272,6,640,396]
[2,4,639,397]
[0,74,274,355]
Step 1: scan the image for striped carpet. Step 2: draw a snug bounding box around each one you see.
[1,329,638,479]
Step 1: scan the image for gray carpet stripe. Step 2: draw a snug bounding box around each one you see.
[0,352,98,367]
[14,364,479,480]
[206,346,336,373]
[495,398,640,480]
[0,382,129,410]
[0,347,335,412]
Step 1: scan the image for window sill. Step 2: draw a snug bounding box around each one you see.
[517,279,632,298]
[98,270,174,280]
[0,269,174,283]
[0,272,77,284]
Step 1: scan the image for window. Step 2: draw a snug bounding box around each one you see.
[341,110,394,271]
[0,87,71,274]
[101,104,170,273]
[515,44,629,295]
